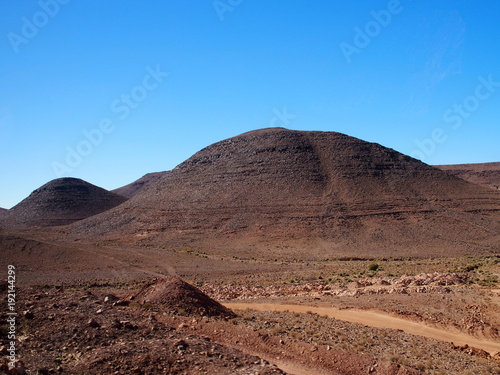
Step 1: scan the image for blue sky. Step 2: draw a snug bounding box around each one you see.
[1,0,499,208]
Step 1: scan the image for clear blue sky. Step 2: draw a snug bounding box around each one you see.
[1,0,499,208]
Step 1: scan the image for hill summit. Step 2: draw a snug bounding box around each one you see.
[1,178,127,228]
[67,128,500,258]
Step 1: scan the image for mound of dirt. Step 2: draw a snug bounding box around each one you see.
[112,171,167,198]
[70,128,500,259]
[0,177,128,228]
[132,276,236,318]
[436,162,500,190]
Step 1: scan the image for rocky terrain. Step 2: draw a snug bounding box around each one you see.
[0,178,127,228]
[436,162,500,190]
[201,272,472,301]
[0,279,288,375]
[68,128,500,259]
[2,276,499,375]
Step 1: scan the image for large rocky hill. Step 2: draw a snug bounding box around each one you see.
[435,162,500,191]
[70,128,500,259]
[1,178,128,228]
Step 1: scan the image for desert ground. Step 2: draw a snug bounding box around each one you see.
[1,227,500,375]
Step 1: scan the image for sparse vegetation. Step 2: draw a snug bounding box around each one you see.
[368,263,380,271]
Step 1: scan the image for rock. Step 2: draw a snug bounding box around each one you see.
[87,319,100,328]
[120,320,137,330]
[7,360,26,375]
[174,340,189,349]
[104,294,119,303]
[454,344,491,359]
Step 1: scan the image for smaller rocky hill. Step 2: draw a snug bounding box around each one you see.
[436,162,500,190]
[131,276,236,318]
[112,172,167,198]
[0,178,128,228]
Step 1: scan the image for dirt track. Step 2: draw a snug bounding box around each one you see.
[224,302,500,356]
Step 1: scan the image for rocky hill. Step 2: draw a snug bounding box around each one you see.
[66,128,500,258]
[1,178,128,228]
[435,162,500,191]
[112,171,167,198]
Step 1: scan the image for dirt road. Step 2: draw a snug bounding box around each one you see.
[224,302,500,356]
